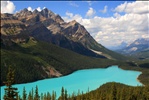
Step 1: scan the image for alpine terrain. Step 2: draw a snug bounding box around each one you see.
[1,8,149,86]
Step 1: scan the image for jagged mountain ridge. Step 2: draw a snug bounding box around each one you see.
[116,38,149,59]
[14,8,97,48]
[1,8,126,60]
[14,8,64,25]
[1,12,105,59]
[28,22,106,58]
[117,38,149,55]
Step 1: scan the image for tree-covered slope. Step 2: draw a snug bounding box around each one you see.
[1,37,149,86]
[1,37,116,86]
[70,82,149,100]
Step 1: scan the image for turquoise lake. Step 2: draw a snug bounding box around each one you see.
[1,65,142,99]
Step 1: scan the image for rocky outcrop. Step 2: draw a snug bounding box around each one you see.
[1,13,27,36]
[2,8,126,60]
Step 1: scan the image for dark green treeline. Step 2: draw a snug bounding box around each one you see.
[3,83,149,100]
[3,67,149,100]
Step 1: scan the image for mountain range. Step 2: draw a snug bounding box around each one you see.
[1,8,126,60]
[0,8,138,86]
[116,38,149,59]
[107,42,127,51]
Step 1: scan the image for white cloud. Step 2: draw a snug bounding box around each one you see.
[27,7,33,12]
[99,6,108,13]
[43,7,46,9]
[27,6,44,12]
[86,7,96,18]
[36,7,41,12]
[63,1,148,47]
[63,12,82,23]
[115,1,149,14]
[1,1,15,13]
[114,1,127,13]
[113,12,121,18]
[66,12,73,18]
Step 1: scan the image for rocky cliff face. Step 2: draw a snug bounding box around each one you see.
[14,8,64,25]
[13,8,102,49]
[1,13,27,36]
[13,8,100,49]
[1,8,126,60]
[1,13,30,45]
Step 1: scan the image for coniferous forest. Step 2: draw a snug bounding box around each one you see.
[3,67,149,100]
[4,84,149,100]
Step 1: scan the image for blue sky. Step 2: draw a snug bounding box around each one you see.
[1,1,148,47]
[12,1,132,17]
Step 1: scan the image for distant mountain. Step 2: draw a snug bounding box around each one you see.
[118,38,149,54]
[132,49,149,60]
[107,42,127,51]
[12,8,126,60]
[117,38,149,59]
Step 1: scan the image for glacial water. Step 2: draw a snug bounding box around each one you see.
[1,65,142,99]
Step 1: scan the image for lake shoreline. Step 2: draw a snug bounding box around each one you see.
[1,65,143,100]
[137,72,145,86]
[117,65,146,86]
[0,65,144,86]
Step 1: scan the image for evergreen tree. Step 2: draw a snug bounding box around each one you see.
[44,93,47,100]
[64,89,68,100]
[47,92,51,100]
[3,66,18,100]
[17,95,21,100]
[52,91,56,100]
[40,93,44,100]
[61,87,65,100]
[23,87,27,100]
[34,85,39,100]
[71,92,76,100]
[28,92,32,100]
[111,83,117,100]
[32,88,34,100]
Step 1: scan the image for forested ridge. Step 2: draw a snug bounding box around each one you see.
[0,38,116,86]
